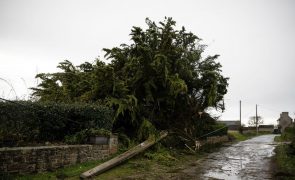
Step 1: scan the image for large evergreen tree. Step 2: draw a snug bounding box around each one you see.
[32,17,229,140]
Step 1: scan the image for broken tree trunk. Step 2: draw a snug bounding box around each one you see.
[80,131,168,179]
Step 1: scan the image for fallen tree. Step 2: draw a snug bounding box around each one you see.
[32,17,229,142]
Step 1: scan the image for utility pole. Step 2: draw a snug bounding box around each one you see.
[256,104,258,135]
[239,100,242,127]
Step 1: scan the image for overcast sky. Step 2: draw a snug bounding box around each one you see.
[0,0,294,125]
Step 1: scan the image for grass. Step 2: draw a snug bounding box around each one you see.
[275,129,295,143]
[274,144,295,179]
[11,155,118,180]
[273,127,295,179]
[274,135,285,142]
[228,130,270,141]
[93,145,205,180]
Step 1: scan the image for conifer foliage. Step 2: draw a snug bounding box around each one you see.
[32,17,229,140]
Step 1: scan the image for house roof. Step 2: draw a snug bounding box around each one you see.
[278,112,293,121]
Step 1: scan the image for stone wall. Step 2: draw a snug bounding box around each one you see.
[204,135,228,145]
[195,135,228,150]
[0,135,118,174]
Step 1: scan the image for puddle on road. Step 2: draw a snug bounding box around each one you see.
[204,171,240,180]
[199,135,278,180]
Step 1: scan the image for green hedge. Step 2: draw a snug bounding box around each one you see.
[283,127,295,153]
[192,113,228,139]
[0,101,113,146]
[210,123,228,137]
[282,127,295,141]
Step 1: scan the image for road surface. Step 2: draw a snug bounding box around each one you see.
[175,134,278,180]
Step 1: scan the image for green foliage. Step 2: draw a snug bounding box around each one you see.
[106,95,138,122]
[143,145,177,167]
[227,131,268,142]
[275,126,295,165]
[32,17,229,141]
[274,144,295,178]
[282,127,295,155]
[210,123,228,137]
[228,131,250,141]
[281,127,295,142]
[137,118,158,141]
[0,101,113,146]
[117,133,132,149]
[64,130,88,145]
[64,128,111,144]
[165,114,227,149]
[187,113,226,139]
[87,128,112,136]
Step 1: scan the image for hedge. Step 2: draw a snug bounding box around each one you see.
[210,123,228,137]
[0,101,113,146]
[191,113,228,139]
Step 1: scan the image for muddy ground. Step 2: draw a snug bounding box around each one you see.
[171,134,278,180]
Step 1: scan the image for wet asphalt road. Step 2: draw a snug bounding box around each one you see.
[177,134,278,180]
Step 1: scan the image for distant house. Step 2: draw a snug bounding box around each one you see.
[217,120,240,130]
[258,125,274,133]
[277,112,293,133]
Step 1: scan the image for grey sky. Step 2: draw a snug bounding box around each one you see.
[0,0,294,125]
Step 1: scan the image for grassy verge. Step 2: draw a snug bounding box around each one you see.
[275,129,294,143]
[10,154,119,180]
[273,127,295,179]
[96,148,200,179]
[228,130,270,141]
[273,144,295,179]
[274,135,285,142]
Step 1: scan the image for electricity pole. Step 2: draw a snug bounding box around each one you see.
[256,104,258,135]
[239,100,242,127]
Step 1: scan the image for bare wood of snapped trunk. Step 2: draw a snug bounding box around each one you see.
[80,131,168,179]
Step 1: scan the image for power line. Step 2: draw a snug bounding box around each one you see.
[198,125,227,139]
